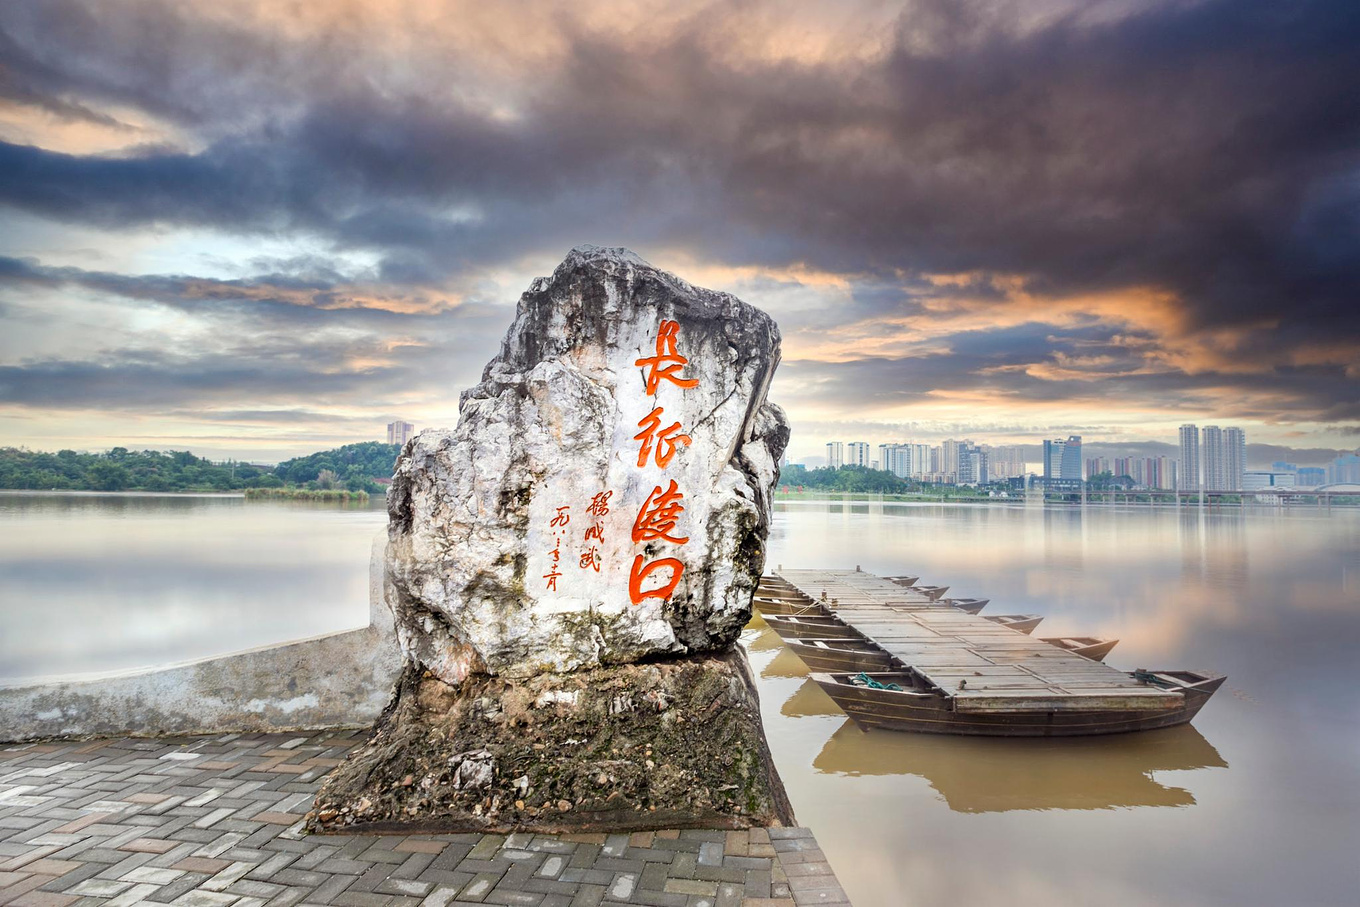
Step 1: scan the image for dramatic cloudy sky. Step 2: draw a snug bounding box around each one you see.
[1,0,1357,463]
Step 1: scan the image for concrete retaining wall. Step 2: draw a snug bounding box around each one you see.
[0,532,403,742]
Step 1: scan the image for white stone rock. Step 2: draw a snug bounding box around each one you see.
[387,245,789,682]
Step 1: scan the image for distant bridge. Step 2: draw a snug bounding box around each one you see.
[1042,486,1359,506]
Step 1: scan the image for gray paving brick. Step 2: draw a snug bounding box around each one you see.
[378,877,435,897]
[418,868,473,889]
[147,870,213,903]
[459,870,505,902]
[567,884,605,907]
[696,843,723,867]
[0,732,850,907]
[392,851,438,880]
[335,892,394,907]
[632,890,689,907]
[483,890,544,906]
[557,869,612,886]
[311,871,360,903]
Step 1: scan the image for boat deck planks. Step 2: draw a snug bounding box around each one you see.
[773,569,1183,713]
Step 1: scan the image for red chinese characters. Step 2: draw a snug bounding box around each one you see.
[635,320,700,395]
[628,321,698,606]
[579,491,611,573]
[543,505,570,591]
[632,480,689,544]
[629,555,684,603]
[633,407,691,468]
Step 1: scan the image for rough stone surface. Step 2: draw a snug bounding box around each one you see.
[309,648,795,833]
[386,245,789,683]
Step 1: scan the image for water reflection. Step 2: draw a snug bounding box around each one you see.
[780,678,843,718]
[4,493,1357,906]
[760,647,811,680]
[813,719,1227,812]
[756,502,1359,907]
[0,492,386,683]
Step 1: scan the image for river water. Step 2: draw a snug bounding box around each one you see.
[1,493,1357,906]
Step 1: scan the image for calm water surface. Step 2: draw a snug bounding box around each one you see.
[0,492,384,682]
[1,493,1357,906]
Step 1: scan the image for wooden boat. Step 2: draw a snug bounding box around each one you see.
[754,590,814,602]
[1039,637,1119,662]
[983,614,1043,633]
[784,637,897,672]
[943,597,989,614]
[763,613,862,641]
[914,584,950,600]
[752,597,826,616]
[811,669,1226,737]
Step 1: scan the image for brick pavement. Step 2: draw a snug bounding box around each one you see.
[0,731,850,907]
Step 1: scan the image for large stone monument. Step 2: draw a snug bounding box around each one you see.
[312,246,793,832]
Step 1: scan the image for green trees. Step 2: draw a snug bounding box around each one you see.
[778,464,919,494]
[0,441,401,494]
[0,448,268,492]
[273,442,400,493]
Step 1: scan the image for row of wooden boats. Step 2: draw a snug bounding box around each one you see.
[754,569,1225,737]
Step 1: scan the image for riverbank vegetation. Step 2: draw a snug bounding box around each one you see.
[0,441,401,494]
[0,447,273,492]
[777,464,1001,499]
[244,487,369,501]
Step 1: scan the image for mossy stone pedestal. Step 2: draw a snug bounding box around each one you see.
[309,647,794,833]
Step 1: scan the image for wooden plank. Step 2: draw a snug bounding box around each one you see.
[776,568,1183,712]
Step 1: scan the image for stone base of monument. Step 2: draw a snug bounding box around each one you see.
[307,647,795,834]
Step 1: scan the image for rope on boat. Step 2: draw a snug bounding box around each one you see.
[851,672,904,692]
[1133,669,1169,687]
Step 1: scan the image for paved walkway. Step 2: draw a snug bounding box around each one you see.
[0,731,850,907]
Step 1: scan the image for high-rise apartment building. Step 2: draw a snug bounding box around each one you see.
[939,439,962,482]
[1202,425,1247,491]
[825,441,844,469]
[986,445,1026,480]
[1202,425,1224,490]
[958,446,989,485]
[1043,438,1064,483]
[1297,466,1326,487]
[386,420,415,446]
[1060,436,1082,480]
[877,443,895,475]
[1179,424,1200,491]
[1225,427,1246,492]
[1043,436,1082,485]
[1328,453,1360,484]
[846,441,871,468]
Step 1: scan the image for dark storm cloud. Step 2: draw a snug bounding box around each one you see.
[0,255,505,337]
[0,342,444,411]
[0,0,1357,426]
[779,338,1360,423]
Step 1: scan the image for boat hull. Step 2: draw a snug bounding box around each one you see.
[812,673,1225,737]
[753,597,824,616]
[763,615,862,640]
[984,615,1043,633]
[1039,637,1119,662]
[944,598,989,614]
[784,639,896,672]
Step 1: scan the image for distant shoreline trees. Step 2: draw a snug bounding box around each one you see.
[0,442,402,494]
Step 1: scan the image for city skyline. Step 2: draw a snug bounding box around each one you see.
[1,2,1357,464]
